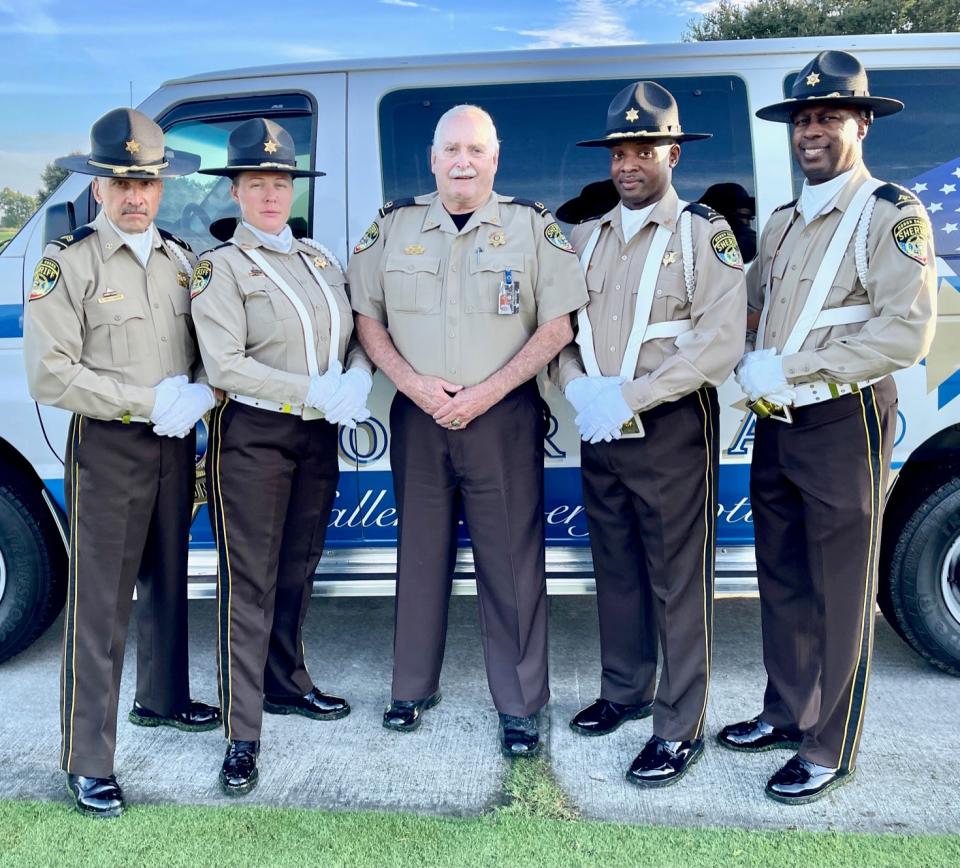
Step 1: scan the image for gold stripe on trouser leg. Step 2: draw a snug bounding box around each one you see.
[693,389,714,739]
[211,401,235,740]
[60,415,82,771]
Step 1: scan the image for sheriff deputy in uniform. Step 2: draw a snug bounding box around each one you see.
[555,82,746,787]
[349,104,588,757]
[190,118,373,796]
[719,51,937,803]
[24,108,220,819]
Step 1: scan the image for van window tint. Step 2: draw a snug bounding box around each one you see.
[379,77,755,231]
[157,97,314,253]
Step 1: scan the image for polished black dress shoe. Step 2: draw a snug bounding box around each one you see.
[220,740,260,796]
[765,755,852,804]
[382,691,441,732]
[569,698,653,737]
[499,713,541,758]
[263,687,350,721]
[626,735,704,788]
[129,699,221,732]
[717,716,801,753]
[66,773,124,818]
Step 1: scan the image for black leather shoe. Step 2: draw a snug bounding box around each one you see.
[129,699,221,732]
[569,698,653,737]
[626,735,704,788]
[499,713,541,758]
[220,740,260,796]
[765,755,853,804]
[717,716,802,753]
[263,687,350,721]
[382,691,441,732]
[66,773,124,818]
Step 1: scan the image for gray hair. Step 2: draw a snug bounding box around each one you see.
[432,105,500,153]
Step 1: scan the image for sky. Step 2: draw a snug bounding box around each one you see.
[0,0,725,194]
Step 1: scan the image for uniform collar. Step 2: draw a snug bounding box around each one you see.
[796,162,871,222]
[602,185,680,244]
[421,190,501,234]
[230,221,276,251]
[94,210,163,261]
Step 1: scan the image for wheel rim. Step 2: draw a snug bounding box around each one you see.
[942,533,960,627]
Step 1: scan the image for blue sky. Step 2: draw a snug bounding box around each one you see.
[0,0,720,194]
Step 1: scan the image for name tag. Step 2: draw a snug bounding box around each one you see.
[497,269,519,316]
[97,291,125,304]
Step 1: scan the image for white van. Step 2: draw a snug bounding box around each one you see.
[2,32,958,674]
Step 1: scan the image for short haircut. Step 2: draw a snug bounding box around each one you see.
[432,105,500,153]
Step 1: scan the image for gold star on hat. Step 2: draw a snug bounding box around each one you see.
[125,138,141,154]
[263,139,279,154]
[625,108,640,122]
[806,72,821,87]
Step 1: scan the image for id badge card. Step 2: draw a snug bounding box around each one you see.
[498,268,520,315]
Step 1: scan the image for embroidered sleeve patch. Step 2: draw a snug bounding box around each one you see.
[190,260,213,298]
[29,258,61,300]
[353,221,380,254]
[544,221,574,252]
[710,230,743,270]
[891,216,929,265]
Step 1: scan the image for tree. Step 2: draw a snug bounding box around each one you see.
[36,159,72,206]
[0,187,37,229]
[684,0,960,42]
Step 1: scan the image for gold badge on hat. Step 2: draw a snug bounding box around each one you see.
[489,230,506,247]
[313,255,329,269]
[404,244,425,255]
[125,138,141,154]
[805,72,821,87]
[263,139,279,154]
[661,250,680,267]
[625,108,640,122]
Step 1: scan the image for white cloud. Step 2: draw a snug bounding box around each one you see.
[0,150,64,194]
[378,0,441,11]
[495,0,642,49]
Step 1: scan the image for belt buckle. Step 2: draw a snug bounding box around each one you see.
[748,398,793,424]
[619,413,645,439]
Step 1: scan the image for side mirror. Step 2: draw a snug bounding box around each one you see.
[43,201,76,247]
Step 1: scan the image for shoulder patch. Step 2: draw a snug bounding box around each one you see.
[190,259,214,298]
[544,221,574,252]
[158,228,193,252]
[353,221,381,254]
[511,197,551,217]
[29,257,61,300]
[773,198,799,214]
[47,225,95,250]
[378,197,417,219]
[710,230,743,270]
[875,182,921,210]
[891,215,930,265]
[684,202,723,222]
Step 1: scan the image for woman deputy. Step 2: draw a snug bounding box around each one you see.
[190,118,373,796]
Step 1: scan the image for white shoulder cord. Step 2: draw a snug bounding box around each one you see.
[164,237,192,275]
[854,196,876,288]
[680,209,695,303]
[299,237,344,277]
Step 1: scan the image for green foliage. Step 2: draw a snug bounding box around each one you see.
[0,187,37,229]
[684,0,960,42]
[35,159,72,205]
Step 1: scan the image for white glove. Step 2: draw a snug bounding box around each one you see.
[153,383,216,438]
[759,387,797,407]
[324,368,373,428]
[564,375,624,414]
[305,360,343,410]
[575,382,633,444]
[735,348,788,402]
[150,375,189,424]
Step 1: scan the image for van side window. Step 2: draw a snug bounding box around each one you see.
[156,94,315,253]
[378,77,755,227]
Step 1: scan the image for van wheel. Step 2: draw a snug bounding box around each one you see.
[884,477,960,677]
[0,476,67,664]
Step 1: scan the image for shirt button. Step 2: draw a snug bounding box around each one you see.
[612,315,619,321]
[161,336,168,342]
[620,255,627,261]
[451,265,458,272]
[114,315,121,321]
[771,331,777,338]
[609,346,616,352]
[450,367,456,374]
[655,289,662,297]
[450,297,457,305]
[780,297,786,304]
[791,264,797,271]
[320,335,327,343]
[449,331,455,338]
[615,284,621,290]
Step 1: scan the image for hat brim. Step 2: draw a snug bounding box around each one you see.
[577,131,712,148]
[54,149,200,179]
[755,95,904,123]
[198,164,325,179]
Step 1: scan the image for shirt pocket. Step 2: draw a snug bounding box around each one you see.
[651,261,689,322]
[384,254,442,313]
[466,254,526,314]
[585,264,606,298]
[83,297,146,367]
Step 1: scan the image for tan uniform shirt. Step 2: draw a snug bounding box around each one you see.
[348,191,588,386]
[747,164,937,383]
[557,186,747,412]
[191,224,370,406]
[24,210,199,421]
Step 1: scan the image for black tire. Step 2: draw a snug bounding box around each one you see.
[0,476,67,664]
[885,477,960,677]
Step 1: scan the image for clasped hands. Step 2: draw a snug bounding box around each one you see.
[305,361,373,428]
[734,348,794,406]
[150,375,216,438]
[564,376,634,444]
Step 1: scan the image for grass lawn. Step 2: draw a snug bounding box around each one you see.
[2,761,958,867]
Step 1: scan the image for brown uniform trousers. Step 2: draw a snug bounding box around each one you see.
[581,387,719,741]
[206,399,340,742]
[752,376,896,771]
[389,381,550,717]
[61,415,194,777]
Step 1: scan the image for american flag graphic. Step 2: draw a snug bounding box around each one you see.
[906,157,960,261]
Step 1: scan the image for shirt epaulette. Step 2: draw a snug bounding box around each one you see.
[874,183,922,209]
[378,198,418,219]
[158,228,193,252]
[773,198,799,214]
[510,197,551,217]
[683,202,723,222]
[47,225,96,250]
[199,242,232,257]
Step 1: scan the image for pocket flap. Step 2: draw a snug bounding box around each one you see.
[469,254,526,275]
[84,297,144,327]
[385,254,441,275]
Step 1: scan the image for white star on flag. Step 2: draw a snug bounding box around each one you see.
[930,202,944,213]
[912,182,928,193]
[954,167,960,178]
[940,184,957,195]
[944,223,958,234]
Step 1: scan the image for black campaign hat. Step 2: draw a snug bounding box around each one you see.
[756,50,904,123]
[55,108,200,179]
[577,81,712,148]
[199,118,324,178]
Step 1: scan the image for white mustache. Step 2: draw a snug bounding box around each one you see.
[448,167,478,179]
